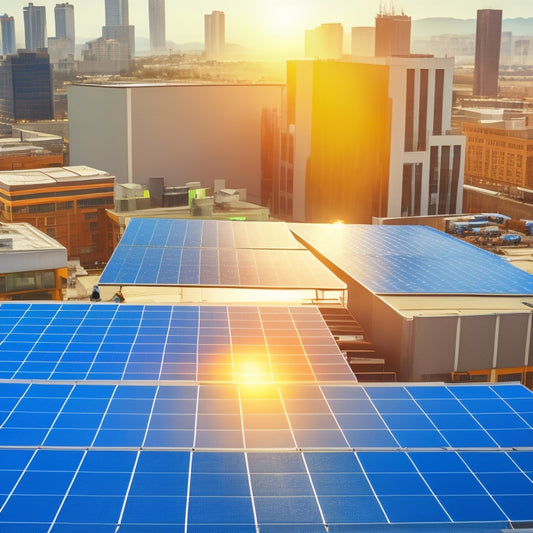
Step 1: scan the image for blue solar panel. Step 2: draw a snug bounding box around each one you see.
[99,218,345,289]
[2,303,533,530]
[0,303,354,383]
[289,223,533,295]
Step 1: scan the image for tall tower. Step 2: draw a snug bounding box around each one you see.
[204,11,225,60]
[473,9,502,97]
[105,0,129,26]
[55,3,75,41]
[102,0,134,60]
[0,14,17,55]
[149,0,166,54]
[23,3,47,51]
[375,12,411,57]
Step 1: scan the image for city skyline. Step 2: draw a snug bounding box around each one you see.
[1,0,532,53]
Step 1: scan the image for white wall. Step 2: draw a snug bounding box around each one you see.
[68,85,130,182]
[68,84,284,205]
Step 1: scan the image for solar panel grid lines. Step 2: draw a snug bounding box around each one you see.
[288,223,533,295]
[99,218,344,289]
[0,303,354,384]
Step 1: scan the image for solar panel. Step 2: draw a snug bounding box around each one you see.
[100,219,344,289]
[0,303,354,383]
[289,223,533,295]
[2,302,533,531]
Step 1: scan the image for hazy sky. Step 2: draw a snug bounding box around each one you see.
[3,0,533,49]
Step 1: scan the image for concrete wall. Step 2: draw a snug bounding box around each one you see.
[68,84,284,205]
[411,312,533,380]
[68,85,129,182]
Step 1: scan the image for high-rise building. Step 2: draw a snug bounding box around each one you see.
[51,3,75,62]
[105,0,129,26]
[274,56,465,222]
[55,3,74,41]
[304,23,343,59]
[102,0,134,60]
[0,14,17,55]
[473,9,502,97]
[149,0,166,54]
[0,50,54,122]
[375,12,411,57]
[204,11,225,60]
[23,3,47,51]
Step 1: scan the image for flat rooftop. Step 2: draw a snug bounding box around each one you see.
[0,222,65,252]
[0,166,113,188]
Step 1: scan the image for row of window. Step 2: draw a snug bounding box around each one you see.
[0,270,56,294]
[10,196,113,214]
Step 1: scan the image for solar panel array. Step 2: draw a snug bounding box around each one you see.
[1,303,533,531]
[0,303,353,383]
[289,223,533,295]
[99,219,345,289]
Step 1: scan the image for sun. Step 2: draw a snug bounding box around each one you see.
[266,1,306,37]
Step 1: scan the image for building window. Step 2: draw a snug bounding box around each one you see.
[3,270,56,293]
[57,201,73,210]
[428,146,439,215]
[29,203,55,214]
[433,69,444,135]
[418,69,428,151]
[404,69,415,152]
[77,197,114,209]
[438,146,451,214]
[84,212,98,220]
[89,222,98,231]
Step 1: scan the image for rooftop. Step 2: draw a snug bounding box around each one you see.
[0,166,113,188]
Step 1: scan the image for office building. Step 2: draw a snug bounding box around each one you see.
[375,12,411,57]
[0,14,16,55]
[351,26,375,57]
[102,0,134,60]
[463,117,533,189]
[304,23,344,59]
[0,50,54,123]
[79,37,130,74]
[68,83,284,205]
[204,10,225,60]
[275,57,465,222]
[149,0,166,54]
[0,166,115,266]
[0,222,67,301]
[54,2,74,41]
[23,3,47,51]
[105,0,128,25]
[473,9,502,97]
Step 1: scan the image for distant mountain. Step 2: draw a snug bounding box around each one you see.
[412,17,533,38]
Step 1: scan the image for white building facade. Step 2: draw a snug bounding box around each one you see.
[357,55,465,218]
[68,83,284,205]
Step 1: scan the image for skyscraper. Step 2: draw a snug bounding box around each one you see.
[0,14,17,55]
[105,0,129,26]
[55,3,74,41]
[375,12,411,57]
[204,11,225,60]
[23,3,47,51]
[473,9,502,97]
[149,0,166,54]
[102,0,134,60]
[0,50,54,122]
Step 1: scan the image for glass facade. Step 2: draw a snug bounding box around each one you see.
[0,51,54,122]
